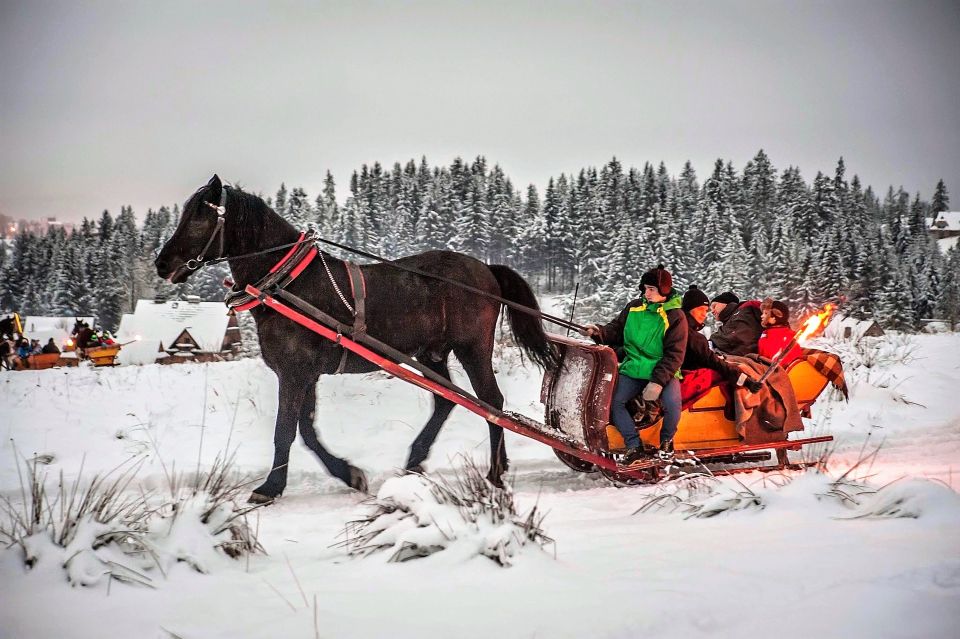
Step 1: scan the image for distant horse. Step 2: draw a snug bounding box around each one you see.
[156,175,558,503]
[71,319,98,355]
[0,316,15,340]
[0,340,13,371]
[1,317,19,370]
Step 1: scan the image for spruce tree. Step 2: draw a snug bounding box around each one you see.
[931,179,949,215]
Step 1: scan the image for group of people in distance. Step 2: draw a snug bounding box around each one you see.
[580,265,802,467]
[1,336,60,370]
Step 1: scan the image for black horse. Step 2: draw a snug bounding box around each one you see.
[155,175,558,503]
[0,316,15,340]
[71,319,97,353]
[1,317,18,370]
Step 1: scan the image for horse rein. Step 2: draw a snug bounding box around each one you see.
[184,185,587,334]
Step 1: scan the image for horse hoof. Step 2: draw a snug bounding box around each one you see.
[247,492,276,505]
[486,471,505,489]
[348,466,369,494]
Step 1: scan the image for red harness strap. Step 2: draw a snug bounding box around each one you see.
[225,233,318,312]
[269,233,308,274]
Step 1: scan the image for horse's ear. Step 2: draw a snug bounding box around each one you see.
[207,174,222,198]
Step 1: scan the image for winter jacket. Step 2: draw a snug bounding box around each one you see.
[711,300,762,356]
[597,291,688,385]
[41,342,61,355]
[681,311,739,379]
[757,325,802,368]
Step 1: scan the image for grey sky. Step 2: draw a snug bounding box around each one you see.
[2,0,958,223]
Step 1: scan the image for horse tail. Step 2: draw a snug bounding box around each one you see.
[487,265,560,371]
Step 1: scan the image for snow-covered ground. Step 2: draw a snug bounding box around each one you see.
[1,332,959,639]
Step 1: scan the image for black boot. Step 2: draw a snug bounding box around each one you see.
[620,446,648,468]
[657,439,675,462]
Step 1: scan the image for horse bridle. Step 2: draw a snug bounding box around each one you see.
[184,185,229,271]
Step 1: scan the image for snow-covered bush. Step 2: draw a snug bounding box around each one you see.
[813,333,918,376]
[632,473,767,519]
[341,458,552,566]
[631,443,960,524]
[0,450,265,588]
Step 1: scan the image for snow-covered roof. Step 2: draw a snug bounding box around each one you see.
[939,235,959,253]
[117,299,230,354]
[929,211,960,231]
[20,315,95,347]
[824,314,883,341]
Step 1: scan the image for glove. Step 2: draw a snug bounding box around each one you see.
[737,372,763,393]
[579,324,602,341]
[641,382,663,401]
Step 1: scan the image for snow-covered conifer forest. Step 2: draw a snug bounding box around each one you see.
[2,152,958,330]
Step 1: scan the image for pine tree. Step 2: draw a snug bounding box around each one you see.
[315,171,339,237]
[274,183,288,216]
[283,187,312,231]
[937,245,960,329]
[931,179,949,215]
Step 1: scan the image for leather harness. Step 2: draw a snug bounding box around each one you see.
[224,232,367,372]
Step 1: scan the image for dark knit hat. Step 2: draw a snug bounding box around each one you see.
[640,265,673,296]
[761,297,791,326]
[682,285,710,312]
[711,291,739,305]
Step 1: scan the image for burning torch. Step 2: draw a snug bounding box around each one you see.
[756,303,836,384]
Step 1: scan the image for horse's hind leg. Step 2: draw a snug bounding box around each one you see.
[454,344,507,487]
[405,358,455,473]
[296,380,368,492]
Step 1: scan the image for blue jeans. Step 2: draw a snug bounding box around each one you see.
[610,375,682,449]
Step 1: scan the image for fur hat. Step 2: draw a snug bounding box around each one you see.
[682,285,710,312]
[710,291,739,305]
[761,297,790,327]
[640,264,673,296]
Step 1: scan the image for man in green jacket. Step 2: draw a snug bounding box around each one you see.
[581,265,688,465]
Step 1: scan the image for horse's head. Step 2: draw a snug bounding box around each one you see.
[71,318,89,337]
[0,317,13,340]
[155,174,229,284]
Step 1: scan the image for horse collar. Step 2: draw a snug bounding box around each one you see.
[224,232,320,312]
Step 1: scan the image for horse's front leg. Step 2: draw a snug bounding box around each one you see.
[296,381,368,493]
[405,358,455,473]
[249,375,307,504]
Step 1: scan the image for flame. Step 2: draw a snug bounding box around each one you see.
[66,338,74,347]
[797,303,835,343]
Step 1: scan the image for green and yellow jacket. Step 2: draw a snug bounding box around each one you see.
[596,290,688,385]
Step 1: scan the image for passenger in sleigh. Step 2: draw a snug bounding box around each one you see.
[679,285,763,406]
[710,291,763,356]
[580,265,687,465]
[757,298,803,368]
[41,338,61,355]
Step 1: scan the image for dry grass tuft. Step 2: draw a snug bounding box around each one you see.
[0,446,266,586]
[339,456,552,566]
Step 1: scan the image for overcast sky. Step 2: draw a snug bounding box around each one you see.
[2,0,958,223]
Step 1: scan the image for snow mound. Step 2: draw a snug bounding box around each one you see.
[844,478,960,523]
[342,463,552,566]
[631,466,960,526]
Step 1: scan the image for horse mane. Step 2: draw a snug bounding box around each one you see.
[184,183,295,246]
